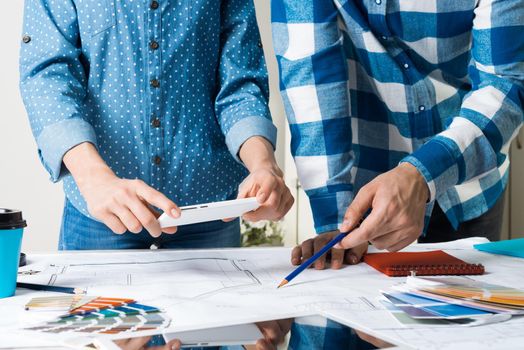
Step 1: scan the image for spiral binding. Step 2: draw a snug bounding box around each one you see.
[385,263,485,277]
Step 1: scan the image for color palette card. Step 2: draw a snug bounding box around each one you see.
[413,277,524,308]
[382,291,492,319]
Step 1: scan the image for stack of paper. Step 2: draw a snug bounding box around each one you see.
[380,276,524,327]
[24,296,170,336]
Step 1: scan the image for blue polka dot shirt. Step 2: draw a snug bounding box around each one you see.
[19,0,276,216]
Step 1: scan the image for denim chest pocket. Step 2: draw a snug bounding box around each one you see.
[76,0,116,37]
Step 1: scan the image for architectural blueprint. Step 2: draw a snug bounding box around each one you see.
[14,247,392,335]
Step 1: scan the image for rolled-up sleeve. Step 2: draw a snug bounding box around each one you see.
[19,0,97,182]
[214,0,277,163]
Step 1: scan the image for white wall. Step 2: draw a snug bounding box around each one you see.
[0,1,308,252]
[0,2,64,252]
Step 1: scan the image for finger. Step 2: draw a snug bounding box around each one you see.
[355,330,393,349]
[162,226,178,234]
[256,176,278,203]
[343,242,368,265]
[148,339,182,350]
[338,208,387,250]
[165,339,182,350]
[101,213,127,235]
[242,210,261,222]
[257,321,285,345]
[276,191,293,220]
[282,196,295,218]
[122,336,151,349]
[386,236,414,252]
[256,338,276,350]
[113,339,129,347]
[278,318,294,334]
[151,209,178,234]
[374,232,414,252]
[313,236,329,270]
[263,191,282,217]
[301,239,314,266]
[330,248,345,269]
[135,181,181,218]
[291,245,302,265]
[127,198,163,237]
[113,205,143,234]
[340,184,376,232]
[353,242,369,262]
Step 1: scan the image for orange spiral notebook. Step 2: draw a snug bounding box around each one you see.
[363,250,485,277]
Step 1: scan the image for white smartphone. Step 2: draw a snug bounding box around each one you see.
[158,198,260,228]
[163,323,263,347]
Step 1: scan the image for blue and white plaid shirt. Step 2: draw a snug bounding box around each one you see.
[272,0,524,235]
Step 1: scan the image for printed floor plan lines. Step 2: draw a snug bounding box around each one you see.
[32,255,264,301]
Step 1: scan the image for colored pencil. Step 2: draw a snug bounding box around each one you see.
[277,231,349,288]
[17,282,85,295]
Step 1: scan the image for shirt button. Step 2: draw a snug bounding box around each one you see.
[22,35,31,44]
[151,118,161,128]
[375,0,381,4]
[149,40,159,50]
[150,1,159,10]
[403,63,410,69]
[150,79,160,88]
[419,105,426,111]
[153,156,162,165]
[257,41,263,48]
[381,36,387,40]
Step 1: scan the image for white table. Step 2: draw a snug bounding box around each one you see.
[1,238,523,350]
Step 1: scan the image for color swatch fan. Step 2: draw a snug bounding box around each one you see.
[24,296,170,336]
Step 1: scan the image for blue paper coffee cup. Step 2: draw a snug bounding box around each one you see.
[0,209,27,298]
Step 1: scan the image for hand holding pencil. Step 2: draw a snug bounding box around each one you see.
[278,231,368,288]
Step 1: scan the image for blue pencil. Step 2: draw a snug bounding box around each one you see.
[277,231,349,288]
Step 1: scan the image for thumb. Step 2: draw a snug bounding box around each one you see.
[340,184,375,232]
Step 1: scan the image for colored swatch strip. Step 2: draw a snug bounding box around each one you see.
[26,303,169,335]
[26,313,170,335]
[60,303,160,321]
[382,291,492,319]
[422,285,524,307]
[25,295,97,311]
[68,297,136,315]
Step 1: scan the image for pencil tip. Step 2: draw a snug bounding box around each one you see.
[277,280,288,289]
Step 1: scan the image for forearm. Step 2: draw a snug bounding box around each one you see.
[20,0,95,183]
[63,142,115,190]
[238,136,281,175]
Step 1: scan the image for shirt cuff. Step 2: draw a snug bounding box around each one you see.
[400,137,461,203]
[36,118,98,182]
[225,115,277,163]
[307,190,353,234]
